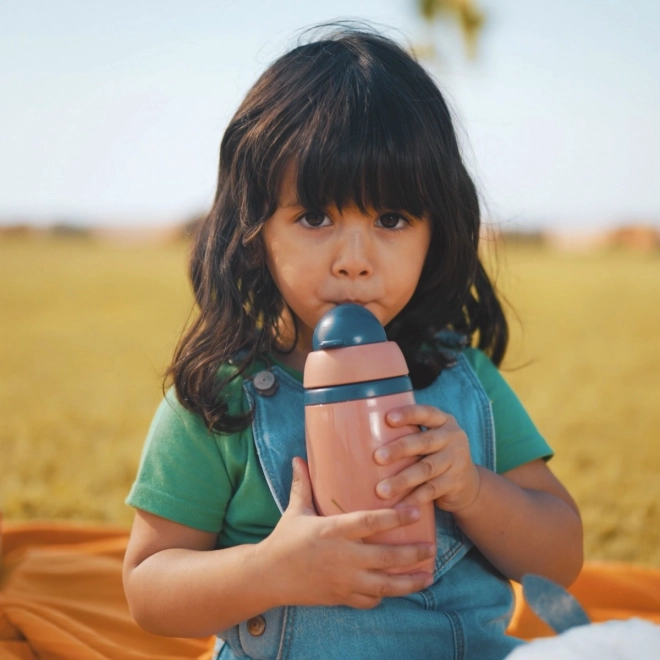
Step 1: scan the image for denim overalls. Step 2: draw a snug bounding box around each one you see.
[215,342,524,659]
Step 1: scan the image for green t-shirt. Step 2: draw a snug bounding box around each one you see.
[126,349,553,547]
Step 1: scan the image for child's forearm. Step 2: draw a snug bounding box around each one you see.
[125,542,281,638]
[124,462,434,639]
[452,466,584,586]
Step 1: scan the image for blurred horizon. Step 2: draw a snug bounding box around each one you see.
[1,0,659,231]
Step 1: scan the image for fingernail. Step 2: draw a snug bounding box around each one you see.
[377,481,392,498]
[375,447,389,463]
[388,411,402,422]
[425,576,434,587]
[408,506,420,521]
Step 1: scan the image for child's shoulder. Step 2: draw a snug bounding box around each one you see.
[434,329,471,351]
[151,387,214,442]
[462,346,497,375]
[431,330,496,374]
[155,354,261,437]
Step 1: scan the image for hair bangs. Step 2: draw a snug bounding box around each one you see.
[274,61,440,219]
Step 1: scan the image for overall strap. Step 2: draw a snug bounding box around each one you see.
[243,365,306,513]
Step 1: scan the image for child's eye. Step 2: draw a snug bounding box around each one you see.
[297,211,331,228]
[376,213,410,230]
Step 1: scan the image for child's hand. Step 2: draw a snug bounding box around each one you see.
[260,458,435,610]
[374,405,481,513]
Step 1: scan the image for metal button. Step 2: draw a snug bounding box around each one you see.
[247,615,266,636]
[253,370,278,396]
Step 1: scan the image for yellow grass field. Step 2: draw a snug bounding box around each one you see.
[1,236,659,566]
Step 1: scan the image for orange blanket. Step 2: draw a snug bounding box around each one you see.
[2,522,659,659]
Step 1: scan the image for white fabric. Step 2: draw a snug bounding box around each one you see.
[505,619,660,660]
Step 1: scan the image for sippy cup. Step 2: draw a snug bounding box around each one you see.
[303,304,436,575]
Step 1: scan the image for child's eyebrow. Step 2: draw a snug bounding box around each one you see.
[280,198,303,209]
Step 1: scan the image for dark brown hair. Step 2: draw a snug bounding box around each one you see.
[168,25,508,433]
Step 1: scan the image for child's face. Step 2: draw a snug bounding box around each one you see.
[263,165,432,355]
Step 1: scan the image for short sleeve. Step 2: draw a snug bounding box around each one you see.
[463,348,554,474]
[126,389,233,533]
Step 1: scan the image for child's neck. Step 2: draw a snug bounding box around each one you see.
[271,347,309,374]
[271,313,312,373]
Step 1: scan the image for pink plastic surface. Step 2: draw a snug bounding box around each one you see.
[303,342,409,388]
[305,390,436,575]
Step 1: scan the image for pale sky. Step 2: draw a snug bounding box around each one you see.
[1,0,659,230]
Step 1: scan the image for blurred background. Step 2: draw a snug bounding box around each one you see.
[1,1,659,566]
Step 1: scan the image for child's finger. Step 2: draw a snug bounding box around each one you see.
[286,457,316,516]
[330,505,421,540]
[374,428,449,465]
[345,594,383,610]
[385,404,449,429]
[357,570,434,600]
[396,477,448,508]
[398,468,480,511]
[376,452,451,500]
[355,541,436,571]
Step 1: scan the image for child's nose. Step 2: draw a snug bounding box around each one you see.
[331,230,374,279]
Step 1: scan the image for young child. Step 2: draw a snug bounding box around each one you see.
[123,26,583,660]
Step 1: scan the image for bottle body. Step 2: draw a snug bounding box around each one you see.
[303,304,436,577]
[305,390,436,575]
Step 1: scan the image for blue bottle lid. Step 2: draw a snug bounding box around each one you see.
[306,304,411,404]
[312,303,387,351]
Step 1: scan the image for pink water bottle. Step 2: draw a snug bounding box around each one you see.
[304,304,436,575]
